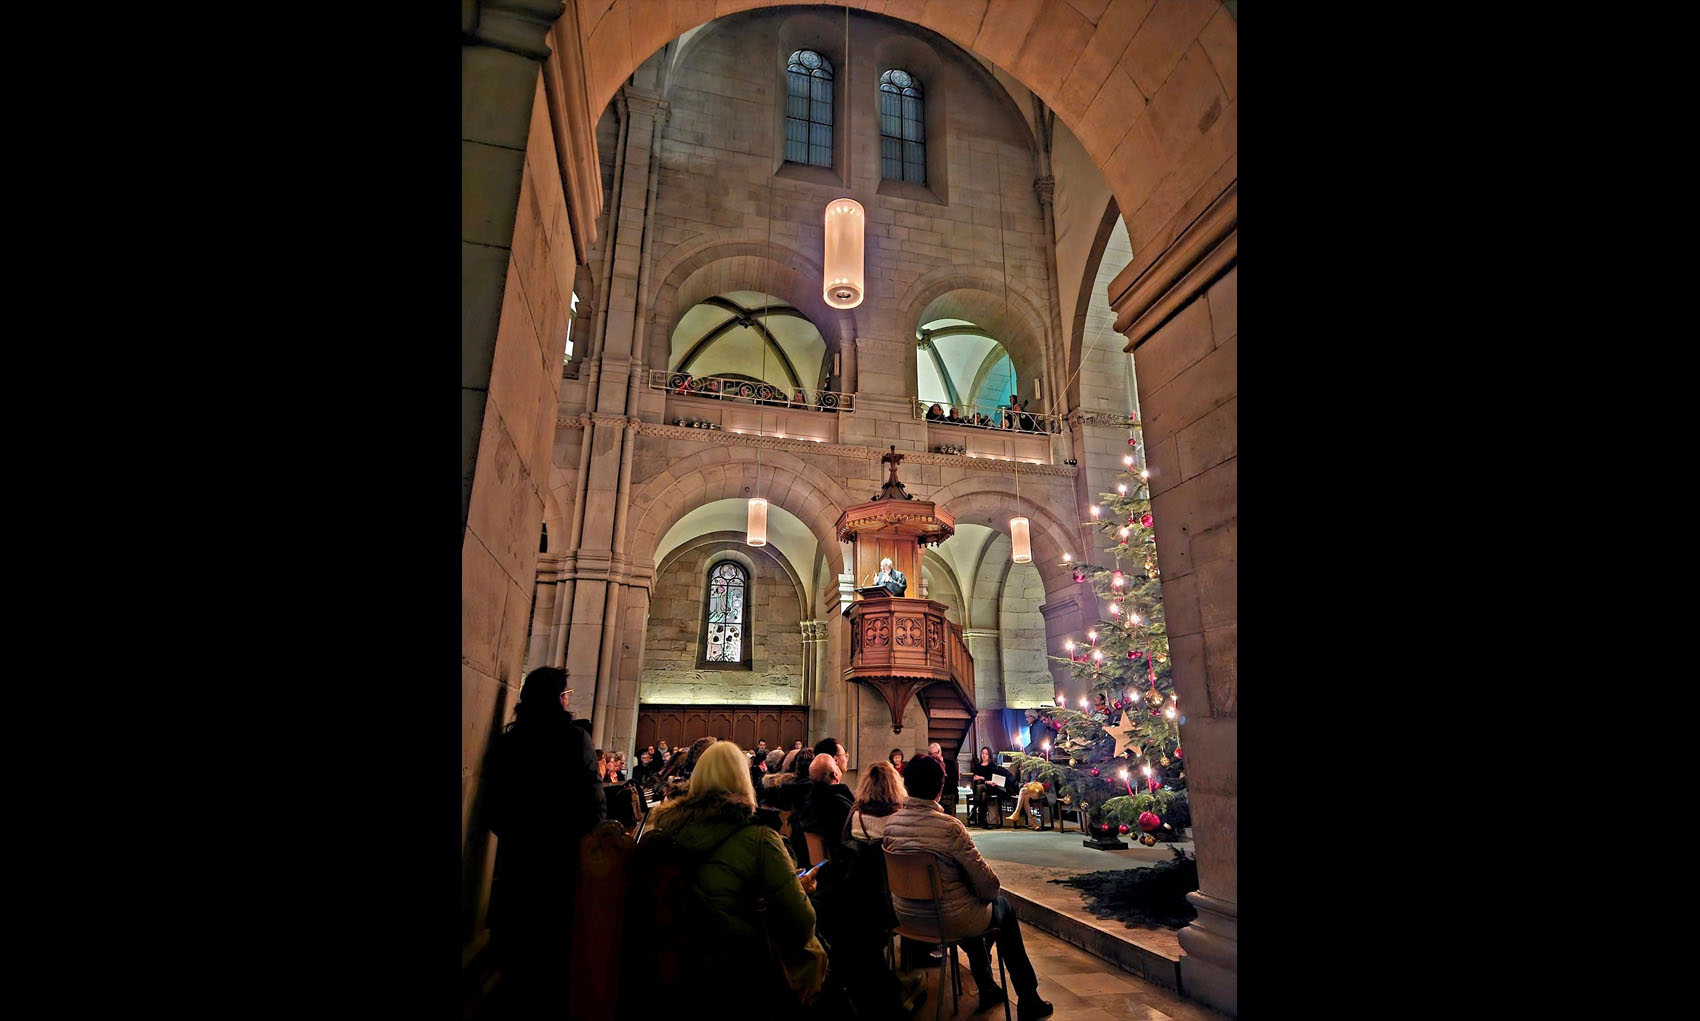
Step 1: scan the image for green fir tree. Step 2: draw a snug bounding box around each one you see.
[1003,418,1191,843]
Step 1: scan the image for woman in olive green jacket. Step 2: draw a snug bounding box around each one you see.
[644,740,827,1001]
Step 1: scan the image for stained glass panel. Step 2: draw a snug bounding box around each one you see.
[706,562,747,663]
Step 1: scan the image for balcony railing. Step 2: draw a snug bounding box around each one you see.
[913,399,1063,435]
[650,370,854,412]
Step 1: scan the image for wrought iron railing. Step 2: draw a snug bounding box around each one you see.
[913,399,1063,434]
[650,370,854,412]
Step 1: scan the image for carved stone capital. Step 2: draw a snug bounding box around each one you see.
[621,86,670,125]
[799,620,831,640]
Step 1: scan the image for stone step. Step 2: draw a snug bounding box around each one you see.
[993,868,1184,994]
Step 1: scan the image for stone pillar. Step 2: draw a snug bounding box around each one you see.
[525,556,560,671]
[800,619,831,744]
[962,628,1001,709]
[601,571,652,760]
[1109,186,1236,1016]
[559,85,669,726]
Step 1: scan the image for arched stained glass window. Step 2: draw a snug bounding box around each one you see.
[879,69,925,184]
[705,562,748,664]
[786,49,834,168]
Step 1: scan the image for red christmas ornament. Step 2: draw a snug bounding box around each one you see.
[1040,781,1050,790]
[1146,776,1160,792]
[1138,811,1161,831]
[1141,513,1153,528]
[1173,747,1182,759]
[1072,568,1086,583]
[1126,649,1137,659]
[1090,767,1100,777]
[1128,436,1138,447]
[1118,823,1131,834]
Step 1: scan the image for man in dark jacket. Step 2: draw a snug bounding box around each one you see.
[483,667,606,1018]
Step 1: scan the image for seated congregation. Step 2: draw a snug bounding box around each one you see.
[484,666,1055,1020]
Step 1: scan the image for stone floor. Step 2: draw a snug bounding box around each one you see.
[900,924,1225,1020]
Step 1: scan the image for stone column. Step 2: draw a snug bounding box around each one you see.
[800,619,831,743]
[962,628,1001,709]
[559,85,669,724]
[1110,187,1237,1016]
[526,555,560,671]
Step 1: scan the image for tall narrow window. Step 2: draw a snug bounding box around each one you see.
[786,50,833,168]
[704,562,749,664]
[564,291,579,365]
[879,69,925,184]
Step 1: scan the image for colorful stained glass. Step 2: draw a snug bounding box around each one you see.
[706,562,747,662]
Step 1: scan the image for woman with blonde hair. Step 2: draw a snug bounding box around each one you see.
[639,740,826,1003]
[848,759,906,841]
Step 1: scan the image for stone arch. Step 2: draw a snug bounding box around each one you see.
[646,239,852,379]
[1066,197,1127,411]
[898,266,1053,400]
[654,531,811,633]
[627,443,852,579]
[919,546,965,624]
[577,0,1237,288]
[931,483,1078,606]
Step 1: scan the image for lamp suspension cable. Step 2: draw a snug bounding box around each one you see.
[1000,150,1032,564]
[749,128,779,549]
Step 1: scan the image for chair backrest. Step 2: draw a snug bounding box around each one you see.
[882,847,944,903]
[805,832,828,867]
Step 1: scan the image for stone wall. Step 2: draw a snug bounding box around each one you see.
[645,10,1056,410]
[463,73,580,941]
[639,540,805,704]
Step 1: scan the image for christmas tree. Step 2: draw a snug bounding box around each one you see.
[1005,419,1190,848]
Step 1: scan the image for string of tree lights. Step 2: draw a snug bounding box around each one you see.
[1003,415,1190,848]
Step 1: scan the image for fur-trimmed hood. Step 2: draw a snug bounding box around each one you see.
[650,790,757,854]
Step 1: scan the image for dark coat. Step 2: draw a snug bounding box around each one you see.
[484,712,607,934]
[796,780,855,857]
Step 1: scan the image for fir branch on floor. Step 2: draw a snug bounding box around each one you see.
[1047,848,1199,930]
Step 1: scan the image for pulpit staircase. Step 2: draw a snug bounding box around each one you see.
[918,622,976,765]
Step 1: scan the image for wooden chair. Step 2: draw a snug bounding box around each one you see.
[882,848,1012,1021]
[805,831,829,867]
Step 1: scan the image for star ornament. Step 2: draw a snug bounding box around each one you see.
[1108,715,1142,758]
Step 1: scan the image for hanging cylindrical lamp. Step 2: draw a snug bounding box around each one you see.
[823,198,865,308]
[746,497,768,547]
[1010,514,1032,563]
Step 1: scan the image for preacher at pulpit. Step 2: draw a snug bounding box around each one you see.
[872,557,906,596]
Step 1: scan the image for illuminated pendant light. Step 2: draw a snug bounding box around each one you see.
[822,12,864,310]
[823,198,865,308]
[746,492,768,547]
[1011,455,1032,563]
[1010,512,1032,563]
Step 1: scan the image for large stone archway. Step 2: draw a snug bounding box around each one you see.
[466,3,1237,1011]
[604,441,855,759]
